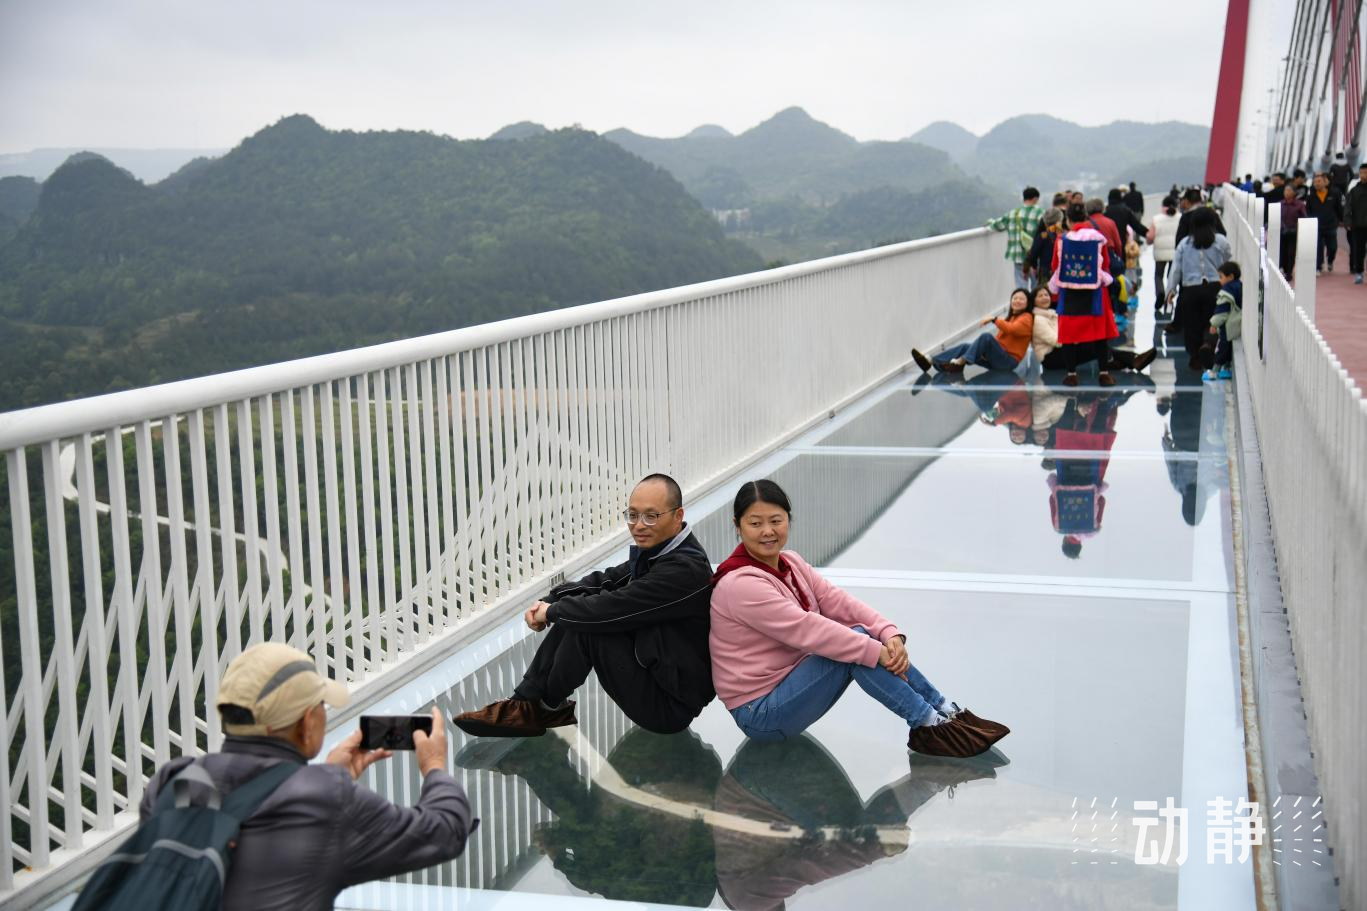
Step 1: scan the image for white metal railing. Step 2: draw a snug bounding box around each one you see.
[1221,185,1367,911]
[0,226,1012,902]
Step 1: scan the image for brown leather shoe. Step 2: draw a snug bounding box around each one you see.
[954,708,1011,742]
[907,716,1002,758]
[941,359,965,373]
[1098,372,1116,387]
[1063,373,1079,387]
[453,698,577,738]
[1132,348,1157,372]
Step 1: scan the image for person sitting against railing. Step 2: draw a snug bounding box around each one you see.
[708,479,1009,758]
[454,473,715,737]
[910,288,1034,374]
[130,644,474,911]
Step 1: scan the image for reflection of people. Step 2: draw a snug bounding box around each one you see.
[1047,394,1120,557]
[714,736,1007,911]
[932,375,1036,446]
[458,727,721,906]
[709,480,1008,757]
[455,473,715,737]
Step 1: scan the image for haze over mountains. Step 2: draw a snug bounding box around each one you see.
[904,115,1209,192]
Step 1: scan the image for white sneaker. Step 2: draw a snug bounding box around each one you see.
[1356,274,1364,284]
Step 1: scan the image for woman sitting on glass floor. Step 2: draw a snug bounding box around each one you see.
[708,479,1010,757]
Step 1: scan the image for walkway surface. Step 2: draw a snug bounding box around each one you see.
[1306,234,1367,385]
[291,254,1264,911]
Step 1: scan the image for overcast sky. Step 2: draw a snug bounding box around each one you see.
[1,0,1261,154]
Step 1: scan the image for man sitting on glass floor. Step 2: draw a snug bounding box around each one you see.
[454,473,715,737]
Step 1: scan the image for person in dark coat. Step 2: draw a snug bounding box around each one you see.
[1123,182,1145,216]
[1344,163,1367,281]
[1305,172,1345,272]
[454,473,715,737]
[1174,188,1227,247]
[1105,188,1148,246]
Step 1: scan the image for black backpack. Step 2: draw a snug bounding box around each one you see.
[73,759,299,910]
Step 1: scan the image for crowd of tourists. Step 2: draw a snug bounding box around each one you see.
[1233,156,1367,284]
[908,180,1242,384]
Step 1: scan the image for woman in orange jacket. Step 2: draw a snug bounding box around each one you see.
[911,288,1035,374]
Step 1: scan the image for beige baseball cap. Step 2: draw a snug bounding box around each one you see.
[216,642,350,736]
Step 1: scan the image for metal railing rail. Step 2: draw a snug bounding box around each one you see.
[1222,185,1366,911]
[0,226,1011,902]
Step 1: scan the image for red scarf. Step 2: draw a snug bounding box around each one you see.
[710,543,812,610]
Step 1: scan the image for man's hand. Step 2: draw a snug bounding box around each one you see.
[1209,326,1219,335]
[524,601,551,631]
[326,728,393,780]
[413,708,448,777]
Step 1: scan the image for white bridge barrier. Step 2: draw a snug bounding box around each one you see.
[0,227,1011,903]
[1222,185,1367,911]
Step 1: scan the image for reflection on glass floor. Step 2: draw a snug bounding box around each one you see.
[337,320,1254,910]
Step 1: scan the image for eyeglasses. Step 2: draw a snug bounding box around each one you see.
[622,508,678,526]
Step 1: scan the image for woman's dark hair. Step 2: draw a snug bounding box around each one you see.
[732,479,792,524]
[1218,260,1241,279]
[1190,206,1218,249]
[1065,202,1088,225]
[1031,285,1053,307]
[1162,195,1178,215]
[1006,287,1035,320]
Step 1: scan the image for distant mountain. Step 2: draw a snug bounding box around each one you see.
[489,121,549,140]
[606,106,961,206]
[0,115,761,410]
[684,124,732,139]
[0,176,40,241]
[965,115,1209,191]
[905,121,979,162]
[0,146,226,183]
[602,107,1010,264]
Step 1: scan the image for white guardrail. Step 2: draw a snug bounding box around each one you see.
[0,227,1012,903]
[1220,185,1367,911]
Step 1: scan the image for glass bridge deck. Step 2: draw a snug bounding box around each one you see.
[329,305,1255,910]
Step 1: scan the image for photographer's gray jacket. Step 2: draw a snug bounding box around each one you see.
[140,735,476,910]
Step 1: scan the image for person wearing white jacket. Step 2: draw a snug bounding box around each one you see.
[1147,196,1181,314]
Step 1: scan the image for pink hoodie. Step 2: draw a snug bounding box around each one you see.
[709,550,903,709]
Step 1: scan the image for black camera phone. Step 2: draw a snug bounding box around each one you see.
[359,714,433,751]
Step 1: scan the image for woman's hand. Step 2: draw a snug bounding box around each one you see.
[879,638,910,679]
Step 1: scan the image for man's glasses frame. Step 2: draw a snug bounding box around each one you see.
[621,507,680,526]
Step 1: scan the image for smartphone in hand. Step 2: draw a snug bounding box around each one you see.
[359,714,434,750]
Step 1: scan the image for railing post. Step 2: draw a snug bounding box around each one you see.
[1267,204,1282,273]
[1295,219,1318,322]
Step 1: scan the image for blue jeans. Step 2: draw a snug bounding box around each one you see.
[932,333,1019,371]
[729,626,944,742]
[1012,261,1029,289]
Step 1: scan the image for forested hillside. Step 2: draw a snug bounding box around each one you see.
[599,107,1011,262]
[0,116,761,411]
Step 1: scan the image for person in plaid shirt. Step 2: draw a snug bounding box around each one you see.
[987,187,1044,288]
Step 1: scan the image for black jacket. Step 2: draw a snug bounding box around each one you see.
[1174,206,1228,247]
[1105,202,1147,243]
[545,528,714,713]
[1123,189,1145,215]
[1305,189,1344,228]
[1344,182,1367,227]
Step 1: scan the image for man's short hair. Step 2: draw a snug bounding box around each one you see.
[637,473,682,509]
[1085,198,1105,215]
[1022,186,1040,201]
[1182,187,1203,204]
[1358,164,1367,172]
[1293,168,1307,179]
[1108,187,1124,203]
